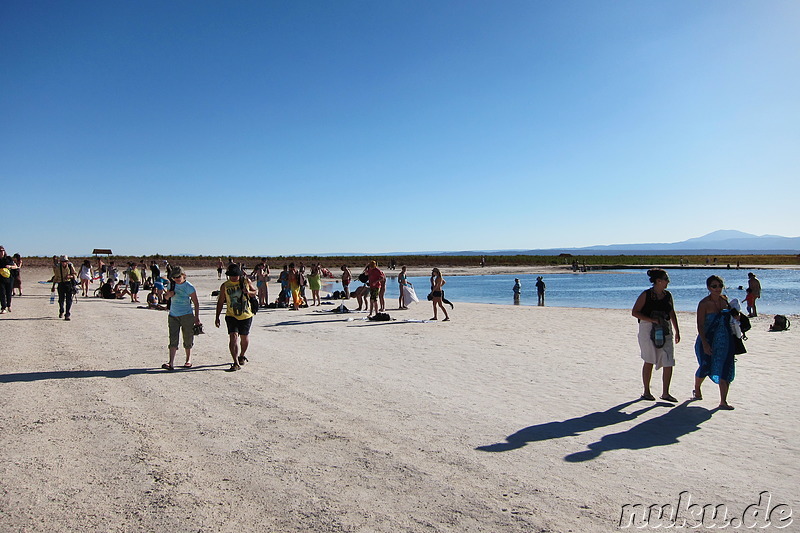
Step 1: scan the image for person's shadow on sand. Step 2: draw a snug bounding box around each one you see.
[563,400,714,462]
[477,399,663,453]
[0,364,229,383]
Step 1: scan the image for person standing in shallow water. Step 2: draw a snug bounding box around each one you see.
[535,276,546,306]
[746,272,761,317]
[631,268,681,402]
[512,278,521,304]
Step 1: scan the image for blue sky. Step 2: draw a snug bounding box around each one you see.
[2,1,798,256]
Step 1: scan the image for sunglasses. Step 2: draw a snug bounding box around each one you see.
[709,283,723,289]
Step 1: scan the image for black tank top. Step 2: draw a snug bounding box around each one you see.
[640,289,674,318]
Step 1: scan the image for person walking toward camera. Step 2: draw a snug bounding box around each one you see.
[51,255,77,320]
[162,266,202,371]
[693,275,736,410]
[631,268,681,402]
[215,264,257,372]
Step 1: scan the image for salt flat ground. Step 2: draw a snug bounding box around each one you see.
[1,268,797,532]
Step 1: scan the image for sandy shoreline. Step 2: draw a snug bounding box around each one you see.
[1,268,797,531]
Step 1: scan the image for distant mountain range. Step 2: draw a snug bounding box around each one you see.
[438,230,800,256]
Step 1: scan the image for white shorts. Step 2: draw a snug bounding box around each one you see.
[638,320,675,370]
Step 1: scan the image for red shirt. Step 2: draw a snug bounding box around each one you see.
[367,267,384,289]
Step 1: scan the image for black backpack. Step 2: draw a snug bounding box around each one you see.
[739,314,751,336]
[769,315,790,332]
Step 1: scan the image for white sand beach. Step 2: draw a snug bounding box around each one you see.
[1,268,797,532]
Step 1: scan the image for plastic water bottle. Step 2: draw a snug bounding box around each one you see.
[50,293,55,304]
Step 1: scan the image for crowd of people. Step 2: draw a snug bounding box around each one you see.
[1,245,770,407]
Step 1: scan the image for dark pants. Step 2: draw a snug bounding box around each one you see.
[58,282,74,317]
[537,291,545,306]
[0,277,12,310]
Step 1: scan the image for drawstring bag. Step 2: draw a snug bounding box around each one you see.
[649,312,669,349]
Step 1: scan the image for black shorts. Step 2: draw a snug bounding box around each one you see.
[225,315,252,336]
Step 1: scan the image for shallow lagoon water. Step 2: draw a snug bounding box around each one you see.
[371,268,800,315]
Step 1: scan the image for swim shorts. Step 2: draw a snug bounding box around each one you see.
[225,315,252,336]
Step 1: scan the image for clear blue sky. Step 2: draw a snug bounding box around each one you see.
[2,1,798,256]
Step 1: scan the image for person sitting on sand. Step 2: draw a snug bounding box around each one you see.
[631,268,680,402]
[146,287,167,310]
[101,279,130,299]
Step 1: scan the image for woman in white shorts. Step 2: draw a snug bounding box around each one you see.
[631,268,681,402]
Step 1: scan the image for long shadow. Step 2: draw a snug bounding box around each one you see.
[0,316,64,321]
[476,399,662,452]
[0,363,229,383]
[267,318,352,327]
[563,400,714,462]
[347,320,426,327]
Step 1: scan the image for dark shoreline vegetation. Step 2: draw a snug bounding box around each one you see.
[20,254,800,269]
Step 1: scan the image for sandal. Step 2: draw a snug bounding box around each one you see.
[691,391,703,401]
[237,355,248,365]
[640,393,656,401]
[226,363,241,372]
[183,362,192,368]
[660,394,678,402]
[161,363,174,371]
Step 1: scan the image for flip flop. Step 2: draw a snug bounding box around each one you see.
[718,404,735,410]
[640,393,656,401]
[660,394,678,402]
[691,391,703,401]
[183,362,193,368]
[161,363,174,371]
[237,355,248,365]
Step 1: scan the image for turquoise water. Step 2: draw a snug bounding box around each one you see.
[363,268,800,315]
